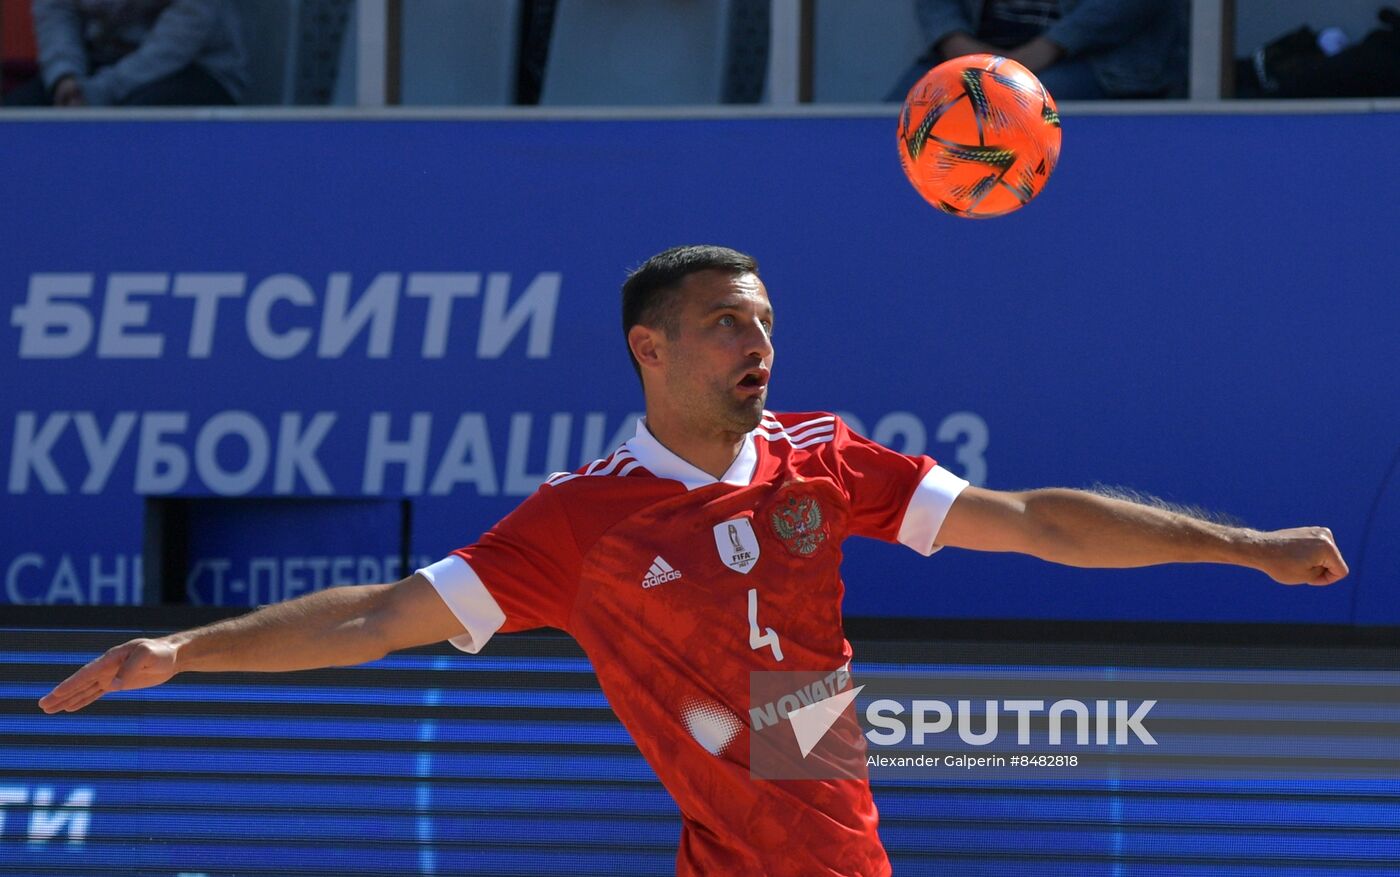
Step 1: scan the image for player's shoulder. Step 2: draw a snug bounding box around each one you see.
[533,444,678,536]
[538,444,675,502]
[756,410,846,449]
[541,445,642,490]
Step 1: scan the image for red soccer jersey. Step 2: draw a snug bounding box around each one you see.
[421,412,968,876]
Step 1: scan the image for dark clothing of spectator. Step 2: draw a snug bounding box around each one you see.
[979,0,1061,48]
[890,0,1188,101]
[5,0,246,107]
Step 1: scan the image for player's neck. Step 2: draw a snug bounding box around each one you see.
[643,409,748,481]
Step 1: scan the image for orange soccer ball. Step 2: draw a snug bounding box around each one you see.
[897,54,1062,218]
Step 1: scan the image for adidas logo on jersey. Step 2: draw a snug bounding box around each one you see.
[642,556,683,589]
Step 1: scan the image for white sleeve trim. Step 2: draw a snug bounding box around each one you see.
[897,465,971,556]
[416,555,507,654]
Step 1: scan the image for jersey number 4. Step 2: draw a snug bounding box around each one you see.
[748,588,784,662]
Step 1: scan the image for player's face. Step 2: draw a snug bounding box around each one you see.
[664,270,775,434]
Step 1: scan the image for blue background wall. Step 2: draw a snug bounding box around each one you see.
[2,112,1396,623]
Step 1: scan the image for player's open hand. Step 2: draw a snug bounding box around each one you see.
[1255,527,1348,586]
[38,637,179,714]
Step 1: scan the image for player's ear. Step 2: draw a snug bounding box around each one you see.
[628,324,664,372]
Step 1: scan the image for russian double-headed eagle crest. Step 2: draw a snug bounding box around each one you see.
[770,494,828,557]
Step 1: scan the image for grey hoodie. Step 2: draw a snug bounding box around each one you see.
[33,0,248,105]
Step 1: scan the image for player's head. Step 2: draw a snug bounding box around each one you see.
[622,245,759,376]
[623,245,774,434]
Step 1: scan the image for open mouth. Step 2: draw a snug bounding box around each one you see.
[736,368,770,393]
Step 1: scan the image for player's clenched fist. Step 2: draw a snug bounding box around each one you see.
[1253,527,1348,586]
[38,637,178,714]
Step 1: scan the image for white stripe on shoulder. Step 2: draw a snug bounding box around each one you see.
[758,414,837,436]
[787,429,836,449]
[596,449,635,475]
[761,428,834,448]
[584,451,617,475]
[786,421,837,443]
[761,411,834,448]
[545,448,638,486]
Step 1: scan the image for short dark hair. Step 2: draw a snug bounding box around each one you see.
[620,245,759,379]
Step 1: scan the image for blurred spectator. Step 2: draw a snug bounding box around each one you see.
[3,0,246,107]
[1235,7,1400,98]
[888,0,1188,101]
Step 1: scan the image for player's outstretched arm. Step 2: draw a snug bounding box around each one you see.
[38,573,466,714]
[936,486,1348,586]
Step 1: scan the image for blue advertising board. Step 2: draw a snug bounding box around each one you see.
[4,627,1399,876]
[1,112,1397,623]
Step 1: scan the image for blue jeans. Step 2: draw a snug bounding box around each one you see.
[888,56,1107,102]
[1034,58,1107,101]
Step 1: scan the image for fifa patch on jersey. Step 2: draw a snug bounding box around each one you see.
[641,556,682,589]
[713,517,760,574]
